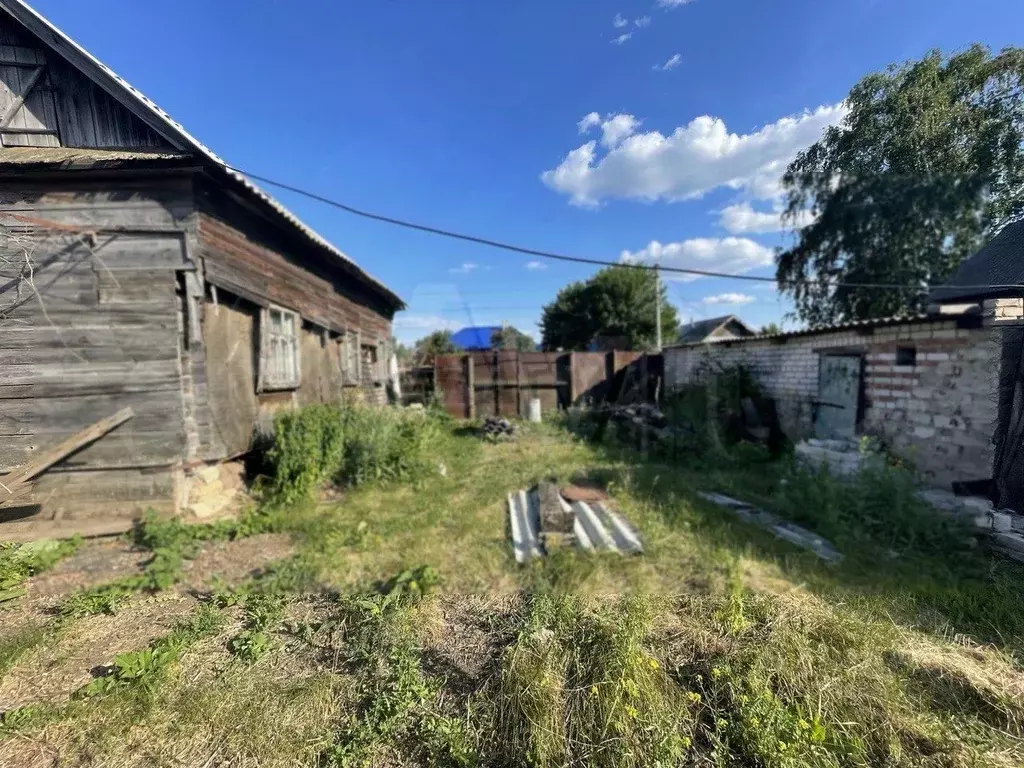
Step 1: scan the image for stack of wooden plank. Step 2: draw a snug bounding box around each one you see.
[0,408,134,511]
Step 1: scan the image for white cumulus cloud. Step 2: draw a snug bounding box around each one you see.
[620,237,774,282]
[577,112,601,134]
[654,53,682,71]
[702,292,756,306]
[525,260,547,270]
[658,0,696,7]
[600,114,639,149]
[448,262,478,274]
[634,15,651,27]
[541,103,847,207]
[611,32,633,45]
[718,202,817,234]
[612,12,629,28]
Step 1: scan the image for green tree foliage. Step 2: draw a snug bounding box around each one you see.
[412,330,460,365]
[759,322,782,336]
[540,266,679,350]
[491,326,537,351]
[392,337,413,367]
[777,45,1024,326]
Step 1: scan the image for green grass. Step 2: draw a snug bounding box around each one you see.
[3,410,1024,767]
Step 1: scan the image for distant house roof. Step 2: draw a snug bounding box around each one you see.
[667,313,937,348]
[929,220,1024,305]
[676,315,755,345]
[451,326,503,350]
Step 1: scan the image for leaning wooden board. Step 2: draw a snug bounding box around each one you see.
[0,407,133,509]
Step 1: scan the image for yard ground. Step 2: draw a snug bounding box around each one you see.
[2,417,1024,767]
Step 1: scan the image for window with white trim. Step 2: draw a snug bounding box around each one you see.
[260,306,300,390]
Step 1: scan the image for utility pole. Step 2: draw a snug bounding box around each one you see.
[654,265,662,350]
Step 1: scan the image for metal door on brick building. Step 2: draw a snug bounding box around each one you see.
[815,355,861,439]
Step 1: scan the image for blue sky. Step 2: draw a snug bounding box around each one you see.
[32,0,1024,343]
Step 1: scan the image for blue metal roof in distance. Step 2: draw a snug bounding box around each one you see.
[451,326,503,350]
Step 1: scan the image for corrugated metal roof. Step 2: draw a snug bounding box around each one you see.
[928,220,1024,305]
[451,326,503,350]
[666,313,934,349]
[0,0,404,310]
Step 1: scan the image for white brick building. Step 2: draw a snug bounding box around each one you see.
[663,300,1024,486]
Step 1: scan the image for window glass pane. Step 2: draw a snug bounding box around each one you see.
[270,310,283,332]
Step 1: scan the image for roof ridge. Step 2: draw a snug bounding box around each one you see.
[0,0,403,308]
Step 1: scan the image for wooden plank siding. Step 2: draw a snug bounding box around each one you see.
[196,183,394,341]
[0,14,170,149]
[0,177,191,526]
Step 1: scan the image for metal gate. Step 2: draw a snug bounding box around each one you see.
[815,355,861,439]
[993,328,1024,510]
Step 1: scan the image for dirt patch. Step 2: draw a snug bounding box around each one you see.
[419,594,522,694]
[0,593,198,712]
[180,533,295,592]
[0,539,150,643]
[27,539,150,600]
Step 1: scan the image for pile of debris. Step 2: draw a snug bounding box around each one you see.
[580,402,691,446]
[917,488,1024,562]
[507,480,643,561]
[795,438,882,477]
[481,416,516,438]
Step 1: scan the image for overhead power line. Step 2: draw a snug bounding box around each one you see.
[221,163,1024,293]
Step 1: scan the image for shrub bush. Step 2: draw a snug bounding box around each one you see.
[339,406,443,487]
[263,402,446,503]
[266,404,346,504]
[771,460,972,554]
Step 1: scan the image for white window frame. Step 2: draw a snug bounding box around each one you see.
[258,305,301,391]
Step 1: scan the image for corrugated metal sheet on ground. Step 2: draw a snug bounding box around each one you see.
[508,488,642,562]
[697,492,842,562]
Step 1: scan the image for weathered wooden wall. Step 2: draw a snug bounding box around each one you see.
[200,294,260,459]
[298,324,345,407]
[197,183,393,342]
[0,177,193,527]
[0,14,170,149]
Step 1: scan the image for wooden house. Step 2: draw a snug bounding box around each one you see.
[0,0,405,538]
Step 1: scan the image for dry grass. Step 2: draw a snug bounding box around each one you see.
[1,419,1024,766]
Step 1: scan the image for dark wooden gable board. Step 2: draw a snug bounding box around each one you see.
[0,10,170,149]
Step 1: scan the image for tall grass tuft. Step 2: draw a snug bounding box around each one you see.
[498,594,692,767]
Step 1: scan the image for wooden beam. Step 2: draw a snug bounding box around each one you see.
[1,407,134,492]
[0,126,58,135]
[466,354,475,420]
[0,65,45,128]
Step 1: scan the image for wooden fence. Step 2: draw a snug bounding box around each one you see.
[433,351,662,419]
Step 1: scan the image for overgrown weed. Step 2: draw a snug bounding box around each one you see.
[324,590,475,766]
[0,536,82,602]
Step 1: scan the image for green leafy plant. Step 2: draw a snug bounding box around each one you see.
[381,565,440,600]
[78,604,226,699]
[228,593,285,663]
[325,593,475,767]
[0,536,82,602]
[266,404,346,504]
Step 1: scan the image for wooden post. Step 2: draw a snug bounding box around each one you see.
[466,354,475,419]
[568,352,576,406]
[515,352,522,417]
